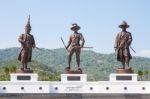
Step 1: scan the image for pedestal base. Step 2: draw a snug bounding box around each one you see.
[64,67,82,74]
[16,68,33,73]
[116,67,134,73]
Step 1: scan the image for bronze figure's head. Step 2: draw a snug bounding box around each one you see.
[70,23,80,31]
[119,21,129,29]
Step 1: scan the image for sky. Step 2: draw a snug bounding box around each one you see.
[0,0,150,57]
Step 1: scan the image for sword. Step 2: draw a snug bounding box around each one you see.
[130,46,136,53]
[114,48,118,56]
[35,47,42,50]
[74,46,93,49]
[61,37,67,50]
[32,46,42,50]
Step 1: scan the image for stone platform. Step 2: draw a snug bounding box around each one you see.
[16,68,33,73]
[1,73,150,97]
[64,67,82,74]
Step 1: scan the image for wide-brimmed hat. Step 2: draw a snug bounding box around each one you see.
[119,21,129,28]
[70,23,80,31]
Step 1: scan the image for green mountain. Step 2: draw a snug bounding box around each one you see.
[0,47,150,81]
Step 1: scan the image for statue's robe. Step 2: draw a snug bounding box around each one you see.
[114,31,132,62]
[18,33,35,63]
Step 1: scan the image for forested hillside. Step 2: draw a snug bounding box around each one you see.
[0,47,150,81]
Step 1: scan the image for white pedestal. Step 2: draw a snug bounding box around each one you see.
[61,74,87,82]
[109,73,138,82]
[10,73,38,82]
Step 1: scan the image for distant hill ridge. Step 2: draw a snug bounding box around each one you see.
[0,47,150,81]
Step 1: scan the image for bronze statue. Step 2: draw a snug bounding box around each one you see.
[18,15,36,71]
[114,21,132,69]
[66,23,85,71]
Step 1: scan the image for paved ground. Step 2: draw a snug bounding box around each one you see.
[0,94,150,99]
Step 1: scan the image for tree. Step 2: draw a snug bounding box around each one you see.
[4,67,10,80]
[10,66,17,73]
[143,70,149,80]
[4,67,9,75]
[137,70,143,81]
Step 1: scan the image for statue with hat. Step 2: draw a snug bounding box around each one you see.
[65,23,85,73]
[114,21,133,73]
[18,15,36,73]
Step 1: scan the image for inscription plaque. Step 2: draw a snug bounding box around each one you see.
[116,76,132,80]
[67,76,81,81]
[17,76,31,80]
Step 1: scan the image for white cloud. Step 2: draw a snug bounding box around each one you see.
[136,50,150,58]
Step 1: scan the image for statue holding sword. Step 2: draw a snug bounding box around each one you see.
[62,23,85,72]
[114,21,135,72]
